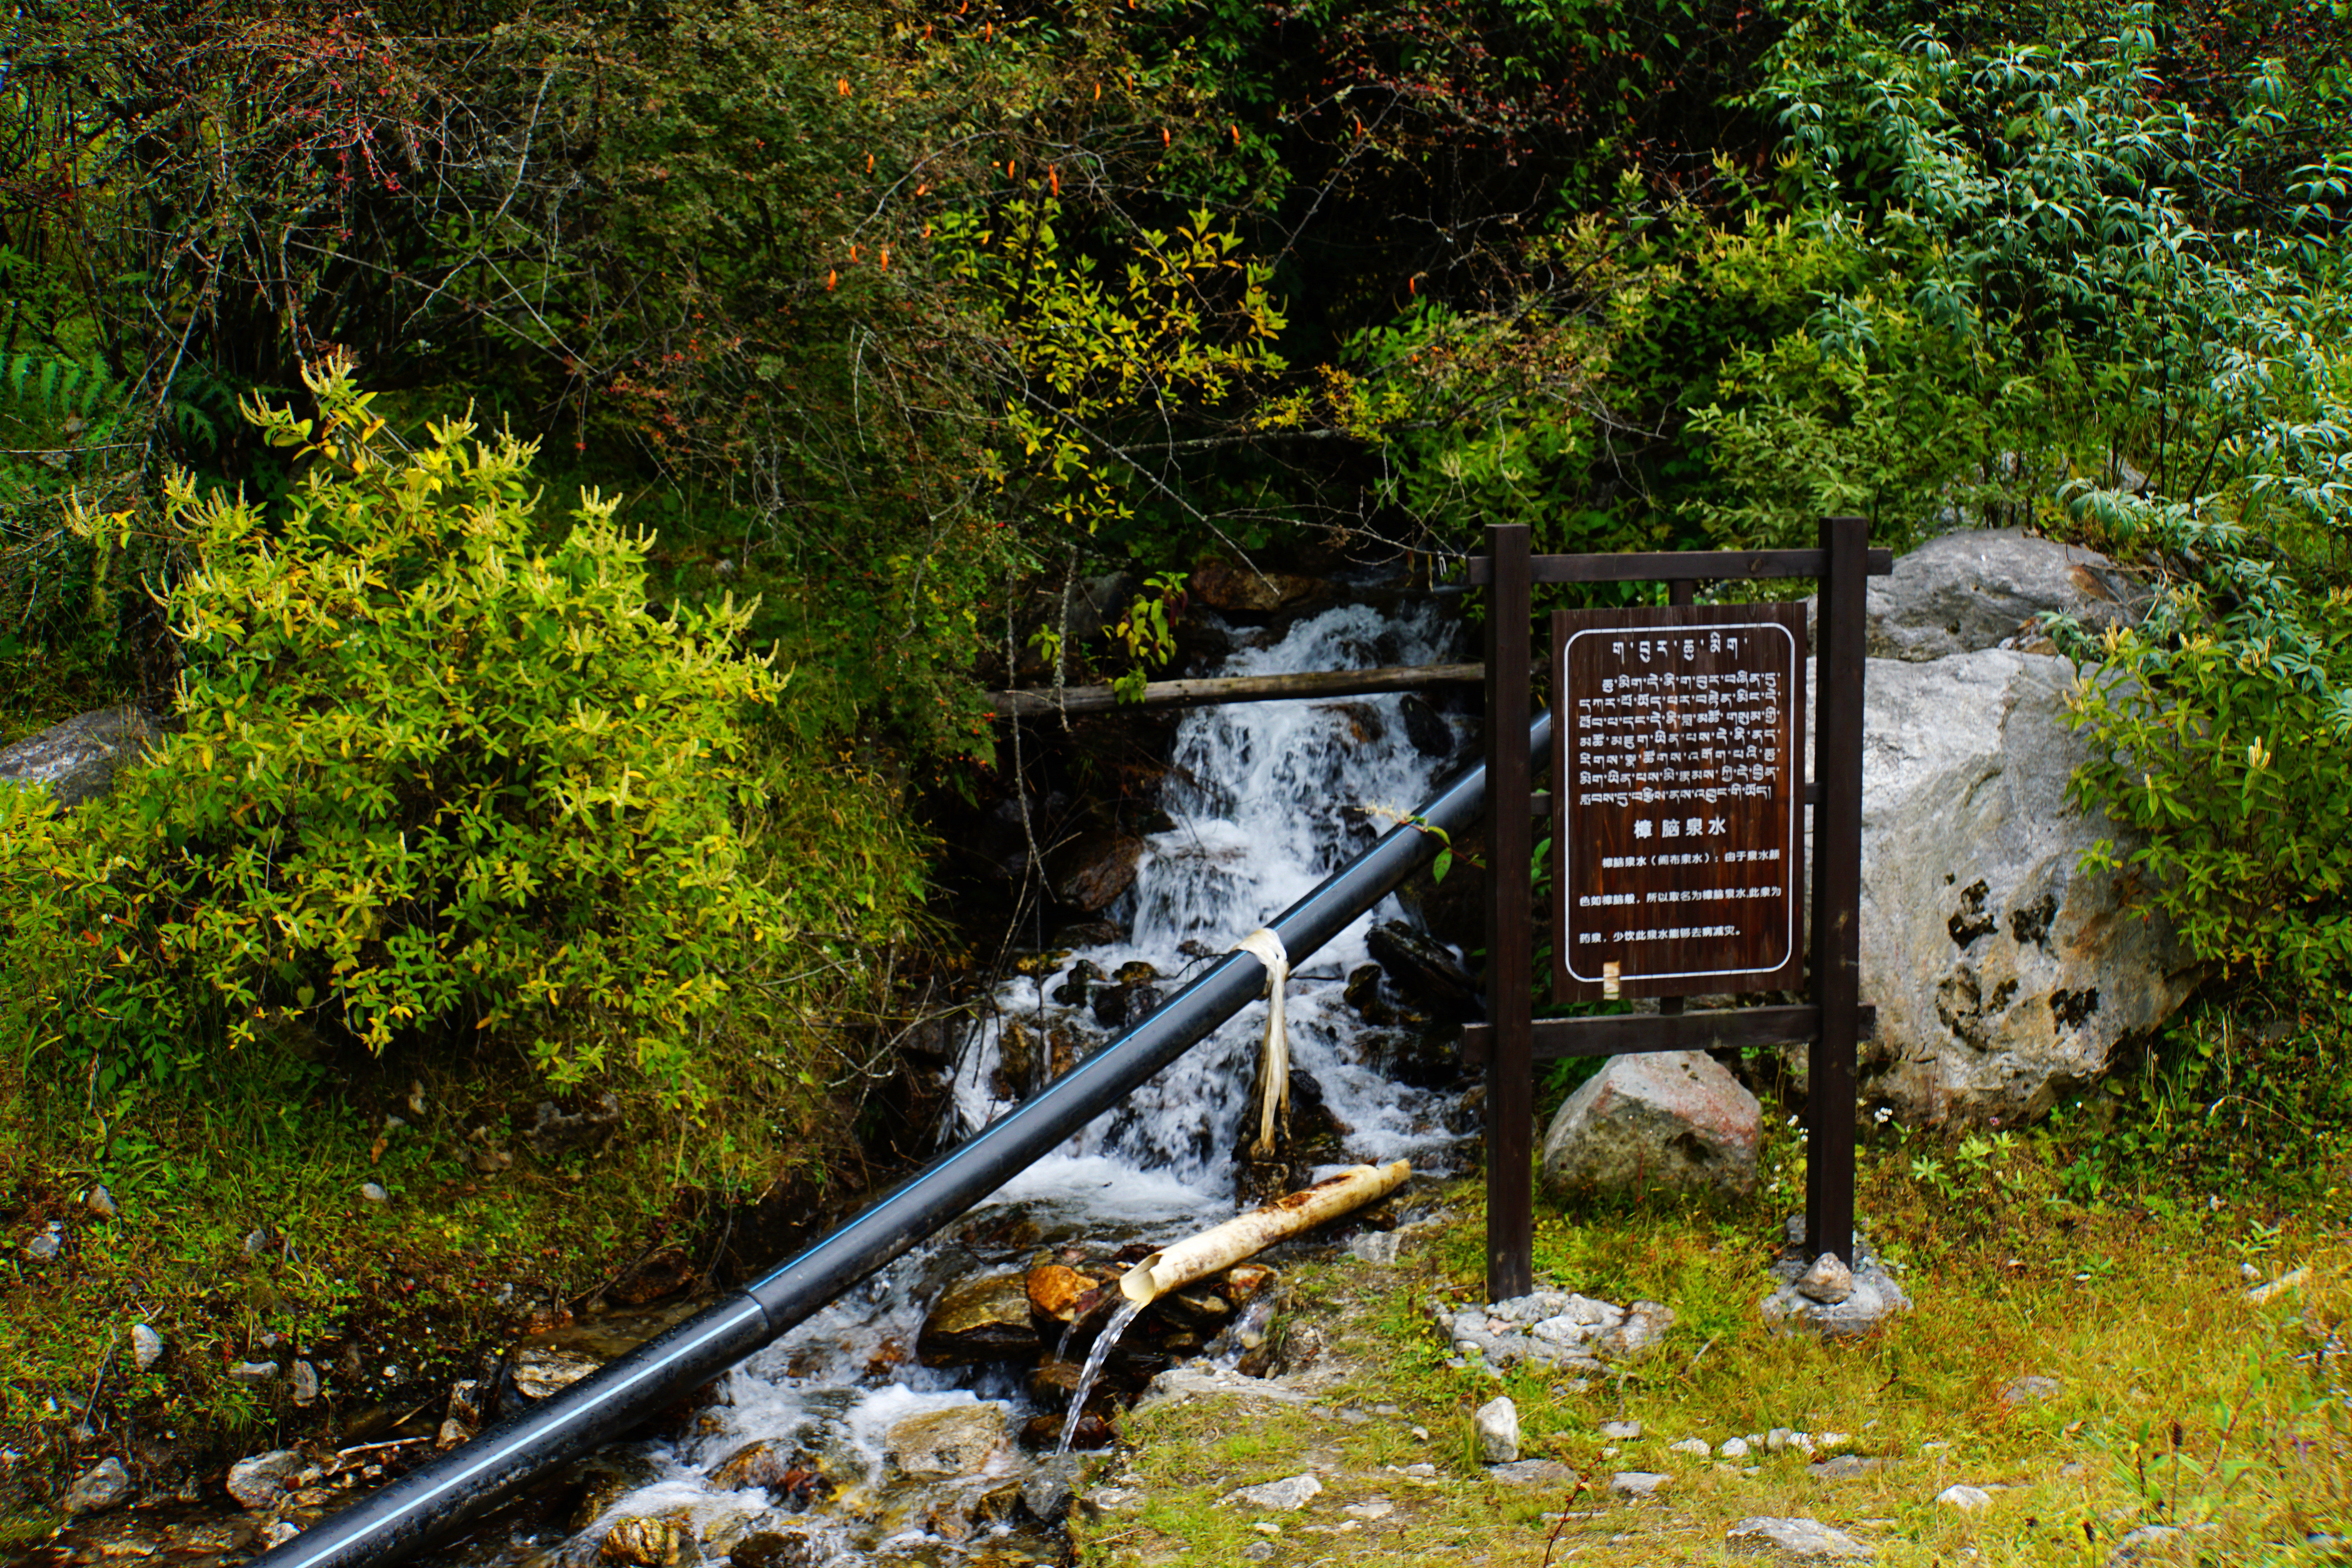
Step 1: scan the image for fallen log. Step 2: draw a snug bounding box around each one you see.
[1119,1160,1411,1305]
[989,662,1482,719]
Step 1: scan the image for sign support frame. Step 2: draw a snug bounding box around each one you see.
[1470,519,1885,1303]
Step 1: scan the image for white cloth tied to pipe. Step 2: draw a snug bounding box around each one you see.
[1234,928,1289,1158]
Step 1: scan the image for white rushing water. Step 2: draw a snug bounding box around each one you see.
[523,598,1469,1568]
[951,597,1470,1196]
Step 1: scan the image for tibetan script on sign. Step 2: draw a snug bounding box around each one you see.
[1552,604,1807,1001]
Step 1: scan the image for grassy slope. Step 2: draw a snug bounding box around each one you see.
[1078,1110,2352,1566]
[0,1040,855,1549]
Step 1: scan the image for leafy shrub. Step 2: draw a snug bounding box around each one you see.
[1,358,793,1100]
[2065,594,2352,982]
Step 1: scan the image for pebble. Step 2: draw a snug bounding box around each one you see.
[1766,1428,1811,1455]
[1725,1515,1874,1561]
[2104,1524,2185,1566]
[1795,1252,1857,1305]
[243,1228,272,1255]
[1609,1471,1668,1497]
[1223,1474,1323,1511]
[85,1185,118,1220]
[1599,1420,1641,1440]
[228,1360,280,1384]
[64,1456,132,1515]
[25,1225,62,1261]
[1347,1230,1404,1266]
[1475,1396,1521,1465]
[1488,1459,1578,1486]
[1668,1437,1711,1457]
[1344,1498,1395,1521]
[131,1323,164,1372]
[2246,1267,2311,1305]
[1936,1484,1993,1512]
[1997,1375,2061,1408]
[1811,1455,1880,1481]
[289,1360,321,1406]
[1718,1437,1752,1460]
[359,1182,389,1205]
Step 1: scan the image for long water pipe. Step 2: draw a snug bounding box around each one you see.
[254,712,1552,1568]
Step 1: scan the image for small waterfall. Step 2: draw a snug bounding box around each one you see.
[513,594,1472,1568]
[950,598,1470,1194]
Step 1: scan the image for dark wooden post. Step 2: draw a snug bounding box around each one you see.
[1806,516,1868,1265]
[1484,523,1535,1302]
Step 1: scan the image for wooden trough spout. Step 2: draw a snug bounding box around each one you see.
[1118,1160,1411,1305]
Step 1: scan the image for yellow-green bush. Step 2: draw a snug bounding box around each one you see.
[1,359,796,1100]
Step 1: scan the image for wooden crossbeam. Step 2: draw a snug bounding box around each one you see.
[1459,1004,1877,1067]
[1459,548,1894,586]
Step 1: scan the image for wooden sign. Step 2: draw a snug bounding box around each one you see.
[1552,604,1808,1001]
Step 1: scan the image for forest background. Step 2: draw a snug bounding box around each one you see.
[0,0,2349,1519]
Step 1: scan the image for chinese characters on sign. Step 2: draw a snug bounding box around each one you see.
[1552,604,1807,1000]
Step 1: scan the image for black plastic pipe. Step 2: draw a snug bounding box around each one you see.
[254,712,1551,1568]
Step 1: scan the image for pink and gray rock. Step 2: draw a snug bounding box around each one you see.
[1540,1050,1759,1196]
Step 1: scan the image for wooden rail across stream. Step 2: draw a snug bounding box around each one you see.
[987,661,1484,718]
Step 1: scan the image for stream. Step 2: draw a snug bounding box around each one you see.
[460,597,1478,1568]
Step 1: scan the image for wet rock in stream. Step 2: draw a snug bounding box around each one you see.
[1365,920,1482,1016]
[916,1273,1041,1365]
[885,1404,1011,1478]
[598,1510,689,1565]
[1024,1263,1107,1323]
[708,1441,831,1506]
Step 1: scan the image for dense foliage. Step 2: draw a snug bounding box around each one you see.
[3,0,2350,1068]
[3,359,799,1099]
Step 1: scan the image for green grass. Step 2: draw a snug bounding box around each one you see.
[1074,1039,2352,1568]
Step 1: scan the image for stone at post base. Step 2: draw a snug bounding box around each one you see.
[1759,1216,1911,1339]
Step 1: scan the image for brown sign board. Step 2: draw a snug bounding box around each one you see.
[1551,604,1808,1001]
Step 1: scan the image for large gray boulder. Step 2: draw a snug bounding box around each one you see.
[1855,650,2198,1123]
[0,705,162,807]
[1811,527,2145,662]
[1541,1051,1759,1195]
